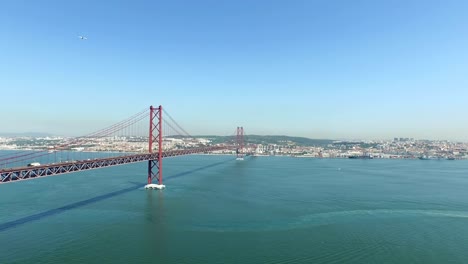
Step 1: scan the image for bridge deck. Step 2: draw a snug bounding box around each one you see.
[0,145,233,184]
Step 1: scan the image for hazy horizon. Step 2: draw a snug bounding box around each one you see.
[0,130,466,143]
[1,1,467,141]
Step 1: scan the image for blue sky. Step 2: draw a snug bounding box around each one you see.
[1,0,468,140]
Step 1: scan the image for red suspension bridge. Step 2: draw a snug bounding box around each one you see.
[0,106,247,185]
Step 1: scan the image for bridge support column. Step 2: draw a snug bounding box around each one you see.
[147,105,164,187]
[236,126,244,160]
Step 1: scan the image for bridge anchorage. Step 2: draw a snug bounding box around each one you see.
[0,105,246,188]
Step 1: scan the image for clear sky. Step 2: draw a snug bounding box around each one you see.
[1,0,468,140]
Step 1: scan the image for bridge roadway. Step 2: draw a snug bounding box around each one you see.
[0,145,234,184]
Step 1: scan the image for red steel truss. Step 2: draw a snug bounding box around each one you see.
[0,145,233,184]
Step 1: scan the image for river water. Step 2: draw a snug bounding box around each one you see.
[1,155,468,263]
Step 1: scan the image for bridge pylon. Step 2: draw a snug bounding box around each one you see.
[236,126,244,160]
[147,105,164,188]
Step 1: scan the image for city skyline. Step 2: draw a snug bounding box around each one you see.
[1,1,468,140]
[0,130,466,144]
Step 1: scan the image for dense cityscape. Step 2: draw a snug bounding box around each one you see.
[1,135,466,160]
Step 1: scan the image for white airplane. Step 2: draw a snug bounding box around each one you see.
[78,36,88,40]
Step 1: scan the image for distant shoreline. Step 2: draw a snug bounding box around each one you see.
[0,149,466,160]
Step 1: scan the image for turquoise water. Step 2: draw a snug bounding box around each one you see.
[1,155,468,263]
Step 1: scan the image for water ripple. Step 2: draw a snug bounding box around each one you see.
[190,209,468,232]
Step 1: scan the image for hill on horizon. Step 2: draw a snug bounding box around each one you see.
[182,134,334,146]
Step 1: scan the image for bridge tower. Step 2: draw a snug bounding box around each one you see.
[147,105,163,186]
[236,126,244,159]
